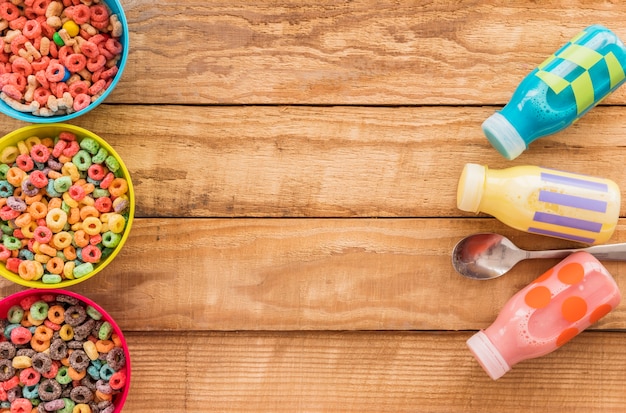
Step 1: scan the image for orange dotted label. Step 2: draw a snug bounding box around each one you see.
[589,303,613,324]
[557,262,585,285]
[561,296,588,322]
[556,327,579,347]
[524,286,551,309]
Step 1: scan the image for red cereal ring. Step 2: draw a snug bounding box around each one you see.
[11,57,33,77]
[33,87,51,106]
[30,144,50,163]
[6,257,21,273]
[100,172,114,189]
[58,46,73,66]
[87,164,106,180]
[72,4,90,24]
[65,53,86,73]
[69,80,89,97]
[80,41,100,58]
[54,82,68,98]
[29,170,48,188]
[59,131,76,141]
[22,19,42,39]
[89,4,109,22]
[105,38,123,54]
[68,184,85,200]
[62,140,80,157]
[81,244,101,263]
[10,35,28,56]
[9,16,27,31]
[24,8,37,20]
[73,93,90,111]
[10,326,32,345]
[0,245,11,261]
[45,62,66,82]
[88,78,106,95]
[1,84,23,100]
[12,73,27,92]
[94,196,111,213]
[101,66,118,80]
[19,367,41,386]
[16,154,34,171]
[97,44,113,60]
[31,0,49,15]
[0,3,20,21]
[31,57,50,73]
[33,225,52,243]
[52,140,67,158]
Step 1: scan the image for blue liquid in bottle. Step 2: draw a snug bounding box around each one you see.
[483,25,626,160]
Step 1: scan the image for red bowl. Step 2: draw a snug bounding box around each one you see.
[0,289,130,412]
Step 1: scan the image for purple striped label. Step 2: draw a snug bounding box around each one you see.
[538,190,607,212]
[541,172,608,192]
[533,211,602,232]
[528,227,596,244]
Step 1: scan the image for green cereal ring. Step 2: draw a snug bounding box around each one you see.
[30,300,49,320]
[91,147,108,164]
[92,187,109,198]
[85,305,102,320]
[6,306,23,324]
[0,224,12,235]
[79,137,100,155]
[55,366,72,384]
[3,236,21,250]
[102,231,121,248]
[53,175,72,193]
[98,321,112,340]
[72,150,92,171]
[61,201,71,214]
[0,164,9,179]
[42,273,62,284]
[73,262,93,278]
[104,155,120,172]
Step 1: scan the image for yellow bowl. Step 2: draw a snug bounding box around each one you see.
[0,124,134,288]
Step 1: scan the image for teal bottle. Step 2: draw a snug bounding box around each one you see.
[482,25,626,160]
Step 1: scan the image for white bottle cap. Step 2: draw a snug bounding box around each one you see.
[482,112,527,160]
[456,163,486,213]
[466,330,511,380]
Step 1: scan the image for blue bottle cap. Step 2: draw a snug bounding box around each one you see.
[482,112,527,160]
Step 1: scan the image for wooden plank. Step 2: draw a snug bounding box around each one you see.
[117,0,626,105]
[124,330,626,412]
[2,217,623,332]
[3,105,626,218]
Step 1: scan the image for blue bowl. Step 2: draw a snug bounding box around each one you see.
[0,0,129,123]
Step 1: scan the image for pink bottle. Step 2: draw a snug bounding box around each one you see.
[467,251,621,380]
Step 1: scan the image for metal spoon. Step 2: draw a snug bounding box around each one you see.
[452,232,626,280]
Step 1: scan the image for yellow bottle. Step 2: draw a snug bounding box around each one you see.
[457,163,620,245]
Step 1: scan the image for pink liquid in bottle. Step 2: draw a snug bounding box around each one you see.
[467,251,621,380]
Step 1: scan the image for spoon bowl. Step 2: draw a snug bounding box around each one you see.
[452,233,626,280]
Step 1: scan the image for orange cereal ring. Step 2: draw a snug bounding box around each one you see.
[67,207,80,225]
[68,366,86,381]
[47,197,62,211]
[33,325,53,341]
[108,178,128,197]
[14,212,32,228]
[24,192,43,205]
[30,336,50,352]
[47,304,65,324]
[38,243,56,257]
[7,167,26,186]
[95,339,114,353]
[63,246,77,261]
[18,260,43,280]
[28,201,47,219]
[73,230,89,248]
[78,205,98,220]
[45,256,64,274]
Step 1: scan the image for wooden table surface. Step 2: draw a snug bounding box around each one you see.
[2,1,626,412]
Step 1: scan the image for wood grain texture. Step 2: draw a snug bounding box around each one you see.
[1,218,623,332]
[116,0,626,105]
[4,105,626,218]
[124,331,626,413]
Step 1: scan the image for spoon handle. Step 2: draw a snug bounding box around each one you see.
[526,243,626,261]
